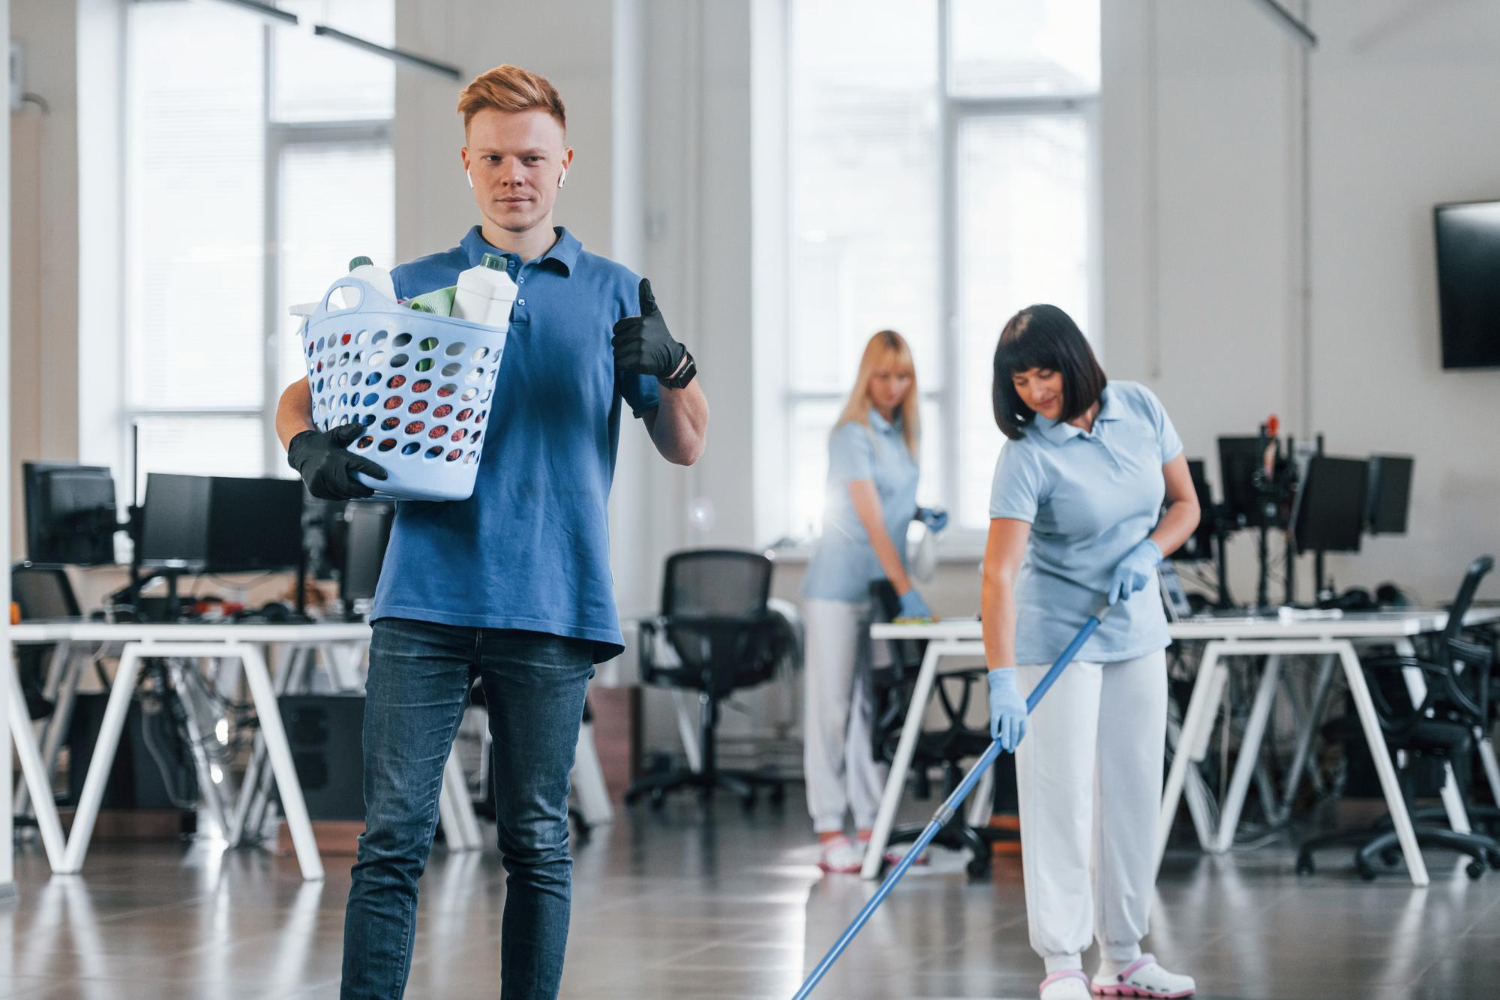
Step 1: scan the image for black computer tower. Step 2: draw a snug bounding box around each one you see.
[277,695,366,821]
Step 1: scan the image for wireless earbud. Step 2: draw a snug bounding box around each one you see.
[466,170,474,189]
[558,167,567,189]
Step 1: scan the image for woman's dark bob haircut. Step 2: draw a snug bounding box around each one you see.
[991,304,1107,441]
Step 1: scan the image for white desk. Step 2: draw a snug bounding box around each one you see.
[8,621,373,881]
[864,608,1500,887]
[9,619,614,877]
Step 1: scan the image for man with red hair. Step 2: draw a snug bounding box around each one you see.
[276,63,708,1000]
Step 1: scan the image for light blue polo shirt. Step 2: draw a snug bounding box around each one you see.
[803,410,920,603]
[369,226,659,661]
[989,381,1183,664]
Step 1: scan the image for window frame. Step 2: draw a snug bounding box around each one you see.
[774,0,1100,555]
[121,20,393,488]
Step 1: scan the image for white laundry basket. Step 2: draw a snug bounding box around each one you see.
[299,276,508,502]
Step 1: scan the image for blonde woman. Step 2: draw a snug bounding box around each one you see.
[802,330,948,873]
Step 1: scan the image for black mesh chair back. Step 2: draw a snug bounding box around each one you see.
[626,549,786,808]
[12,563,82,620]
[660,550,775,694]
[661,549,772,618]
[1437,556,1494,650]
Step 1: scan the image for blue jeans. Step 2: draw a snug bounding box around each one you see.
[341,618,594,1000]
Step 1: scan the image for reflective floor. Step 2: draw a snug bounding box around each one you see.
[3,791,1498,999]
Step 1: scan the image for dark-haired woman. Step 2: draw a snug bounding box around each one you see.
[980,305,1201,1000]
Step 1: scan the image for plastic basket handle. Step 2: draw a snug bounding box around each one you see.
[315,275,385,318]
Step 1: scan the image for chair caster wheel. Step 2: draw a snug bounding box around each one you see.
[1380,849,1401,867]
[1295,855,1315,876]
[769,785,786,805]
[1467,860,1485,881]
[740,793,756,813]
[1357,863,1378,882]
[965,857,991,880]
[650,789,666,811]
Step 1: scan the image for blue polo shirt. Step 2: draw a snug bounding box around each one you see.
[370,226,658,661]
[988,381,1183,665]
[803,410,920,603]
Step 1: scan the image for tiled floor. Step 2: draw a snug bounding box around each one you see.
[3,791,1498,999]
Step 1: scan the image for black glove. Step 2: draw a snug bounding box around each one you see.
[612,278,687,379]
[287,423,388,501]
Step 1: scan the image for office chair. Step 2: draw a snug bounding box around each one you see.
[624,549,787,809]
[1297,556,1500,880]
[867,581,1009,879]
[11,563,84,720]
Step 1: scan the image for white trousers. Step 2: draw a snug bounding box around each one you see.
[1015,648,1167,972]
[803,598,887,833]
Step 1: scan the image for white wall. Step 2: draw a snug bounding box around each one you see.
[382,0,1500,757]
[1105,0,1500,605]
[9,0,84,557]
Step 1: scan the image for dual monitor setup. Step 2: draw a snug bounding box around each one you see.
[21,463,393,620]
[1169,437,1414,610]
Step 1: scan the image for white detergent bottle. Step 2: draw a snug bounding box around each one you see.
[452,252,518,328]
[342,255,397,308]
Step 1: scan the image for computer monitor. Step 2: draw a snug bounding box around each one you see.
[208,477,304,572]
[1216,437,1267,524]
[341,502,394,605]
[1294,456,1369,554]
[138,474,302,572]
[1434,200,1500,369]
[1366,455,1414,535]
[1168,459,1215,562]
[23,462,119,566]
[138,474,211,569]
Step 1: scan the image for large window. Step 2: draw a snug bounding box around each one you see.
[780,0,1099,542]
[125,0,394,487]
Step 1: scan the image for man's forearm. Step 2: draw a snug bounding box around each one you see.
[276,379,317,451]
[648,381,708,466]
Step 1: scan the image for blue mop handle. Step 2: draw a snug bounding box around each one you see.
[790,603,1113,1000]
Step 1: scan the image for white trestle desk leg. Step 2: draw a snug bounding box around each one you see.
[1395,638,1470,833]
[862,640,942,880]
[60,646,146,874]
[671,689,702,773]
[1478,737,1500,806]
[15,643,70,820]
[1157,643,1224,874]
[167,660,232,840]
[571,720,613,827]
[1167,712,1215,848]
[239,642,324,881]
[1277,654,1337,823]
[9,665,67,870]
[1338,642,1428,887]
[229,643,298,846]
[439,750,482,851]
[1214,655,1281,853]
[966,767,995,829]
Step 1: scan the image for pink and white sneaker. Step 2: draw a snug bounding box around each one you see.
[858,835,929,867]
[1091,954,1195,998]
[1039,969,1092,1000]
[817,835,864,874]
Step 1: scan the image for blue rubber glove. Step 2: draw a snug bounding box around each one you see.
[987,669,1027,752]
[915,506,949,533]
[896,588,932,621]
[1107,538,1164,605]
